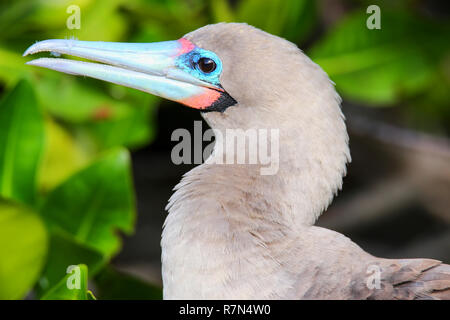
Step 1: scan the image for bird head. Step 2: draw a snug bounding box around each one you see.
[24,23,338,130]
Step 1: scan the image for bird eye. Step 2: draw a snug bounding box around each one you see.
[198,57,216,73]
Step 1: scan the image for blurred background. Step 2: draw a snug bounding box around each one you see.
[0,0,449,299]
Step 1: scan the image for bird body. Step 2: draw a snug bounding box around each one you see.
[25,23,450,300]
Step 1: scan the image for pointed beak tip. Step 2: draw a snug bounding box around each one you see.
[23,48,31,57]
[23,40,59,57]
[23,42,40,57]
[25,58,59,70]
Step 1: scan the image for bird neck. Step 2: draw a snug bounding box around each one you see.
[166,110,350,230]
[162,96,350,298]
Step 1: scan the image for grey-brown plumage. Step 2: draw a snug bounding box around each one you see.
[161,23,450,299]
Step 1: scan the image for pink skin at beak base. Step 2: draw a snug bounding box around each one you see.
[178,89,222,110]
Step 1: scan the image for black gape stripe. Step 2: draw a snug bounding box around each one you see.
[201,90,237,113]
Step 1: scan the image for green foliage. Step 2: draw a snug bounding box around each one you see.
[0,199,47,299]
[37,231,105,295]
[0,80,44,205]
[41,264,96,300]
[95,267,163,300]
[310,10,449,105]
[33,76,156,151]
[40,148,136,258]
[0,80,160,299]
[39,119,88,192]
[211,0,317,43]
[309,7,450,131]
[0,0,159,153]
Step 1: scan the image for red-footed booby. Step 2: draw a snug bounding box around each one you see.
[24,23,450,299]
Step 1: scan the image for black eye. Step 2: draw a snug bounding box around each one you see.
[198,57,216,73]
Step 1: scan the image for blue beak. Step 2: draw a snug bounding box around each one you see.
[23,38,227,110]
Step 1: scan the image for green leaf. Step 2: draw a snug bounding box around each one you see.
[58,0,127,42]
[37,230,105,296]
[38,119,89,193]
[309,10,449,105]
[35,76,139,123]
[0,79,44,205]
[95,266,162,300]
[211,0,235,22]
[0,199,48,299]
[234,0,317,43]
[0,0,40,42]
[122,0,207,38]
[41,264,96,300]
[0,0,126,43]
[0,48,32,87]
[40,148,136,257]
[78,101,155,151]
[34,76,156,150]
